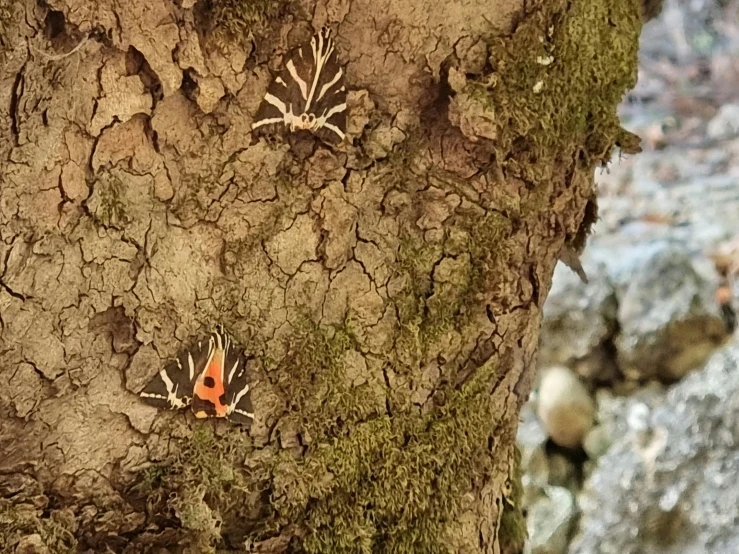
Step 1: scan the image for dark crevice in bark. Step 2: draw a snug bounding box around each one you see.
[180,68,198,104]
[9,64,24,147]
[26,360,49,383]
[126,45,164,107]
[0,247,30,302]
[43,8,66,40]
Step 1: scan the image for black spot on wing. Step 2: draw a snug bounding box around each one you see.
[192,395,218,417]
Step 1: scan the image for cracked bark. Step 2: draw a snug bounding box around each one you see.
[0,0,643,552]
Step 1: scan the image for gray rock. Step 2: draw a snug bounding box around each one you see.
[527,486,577,554]
[593,154,739,258]
[539,262,619,384]
[707,104,739,139]
[570,338,739,554]
[615,244,727,381]
[541,168,736,385]
[583,382,667,462]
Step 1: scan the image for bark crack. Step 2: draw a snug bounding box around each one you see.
[0,245,31,301]
[9,60,26,148]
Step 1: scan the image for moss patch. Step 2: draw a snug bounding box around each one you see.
[274,321,382,441]
[200,0,290,38]
[0,501,77,552]
[464,0,641,183]
[464,211,514,300]
[271,359,498,553]
[130,425,273,549]
[132,330,499,552]
[392,234,445,371]
[86,174,129,230]
[499,445,527,554]
[391,210,513,375]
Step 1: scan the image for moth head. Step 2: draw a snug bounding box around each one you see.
[294,112,318,130]
[318,26,332,41]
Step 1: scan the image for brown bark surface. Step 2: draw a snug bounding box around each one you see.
[0,0,641,552]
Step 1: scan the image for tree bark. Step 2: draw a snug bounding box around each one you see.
[0,0,641,552]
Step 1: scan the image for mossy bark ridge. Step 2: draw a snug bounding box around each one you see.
[0,0,641,552]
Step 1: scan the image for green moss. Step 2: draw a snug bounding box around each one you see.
[88,174,129,229]
[131,325,500,553]
[424,260,471,331]
[498,445,527,554]
[392,235,445,370]
[130,318,504,552]
[203,0,289,38]
[275,321,380,440]
[0,501,77,552]
[272,359,498,553]
[464,211,514,299]
[391,210,513,375]
[468,0,641,183]
[131,425,273,548]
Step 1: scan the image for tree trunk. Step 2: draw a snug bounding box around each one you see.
[0,0,642,552]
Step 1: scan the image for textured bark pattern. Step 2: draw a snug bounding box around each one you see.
[0,0,640,552]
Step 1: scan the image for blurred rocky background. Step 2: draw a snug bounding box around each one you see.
[520,0,739,552]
